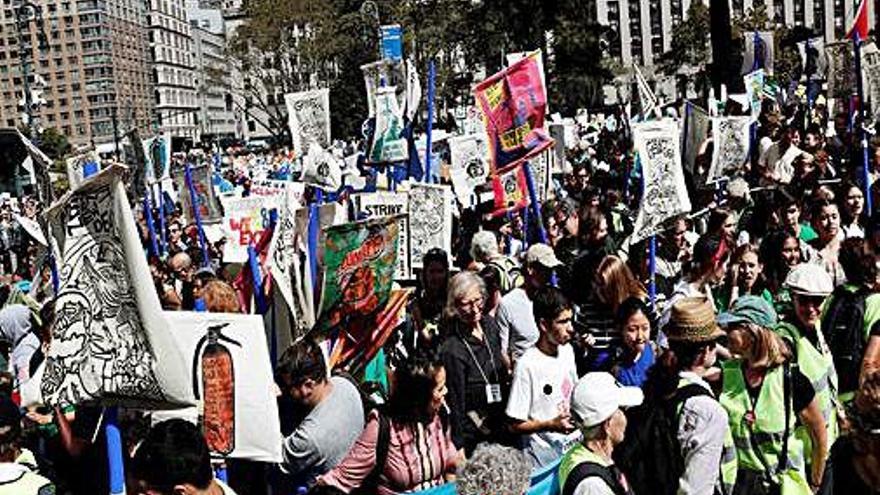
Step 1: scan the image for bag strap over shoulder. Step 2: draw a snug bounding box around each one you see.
[563,461,628,495]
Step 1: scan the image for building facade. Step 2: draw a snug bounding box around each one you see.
[148,0,197,144]
[191,24,235,142]
[0,0,154,146]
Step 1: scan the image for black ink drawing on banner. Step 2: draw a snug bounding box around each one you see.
[826,41,855,98]
[285,89,331,155]
[42,174,165,407]
[707,116,752,184]
[408,183,453,269]
[448,134,490,206]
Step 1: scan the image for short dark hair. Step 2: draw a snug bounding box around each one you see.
[532,287,572,325]
[276,339,327,388]
[387,349,444,424]
[616,297,651,327]
[130,419,213,493]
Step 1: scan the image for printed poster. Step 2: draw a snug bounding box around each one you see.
[43,165,192,408]
[474,50,553,173]
[164,311,282,462]
[631,120,692,244]
[408,183,453,269]
[354,191,411,280]
[220,195,281,263]
[285,88,331,155]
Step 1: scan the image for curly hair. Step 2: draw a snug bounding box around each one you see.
[456,443,531,495]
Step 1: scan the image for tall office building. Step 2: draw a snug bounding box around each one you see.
[148,0,197,144]
[597,0,875,67]
[0,0,154,146]
[187,0,236,143]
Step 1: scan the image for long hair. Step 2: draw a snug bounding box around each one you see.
[595,255,647,312]
[737,323,791,369]
[387,350,444,425]
[759,228,799,291]
[728,243,767,295]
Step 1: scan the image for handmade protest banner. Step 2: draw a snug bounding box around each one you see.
[491,164,529,217]
[268,203,312,341]
[353,191,411,280]
[405,58,421,121]
[144,136,172,182]
[17,130,55,205]
[368,86,408,164]
[826,41,855,98]
[301,144,343,191]
[362,59,407,117]
[529,151,551,202]
[176,163,222,224]
[42,165,192,408]
[448,134,490,206]
[631,120,692,245]
[708,116,752,183]
[743,70,764,118]
[740,31,774,76]
[408,183,453,269]
[315,216,401,336]
[474,50,553,173]
[65,151,101,191]
[220,195,280,263]
[285,88,331,155]
[164,311,282,462]
[862,43,880,120]
[682,102,711,175]
[250,178,304,205]
[797,37,827,82]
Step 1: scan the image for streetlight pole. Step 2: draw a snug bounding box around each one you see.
[16,1,49,196]
[359,0,381,59]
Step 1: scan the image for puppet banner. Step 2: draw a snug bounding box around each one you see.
[491,164,530,217]
[354,192,411,280]
[741,31,774,76]
[474,50,553,173]
[631,120,692,245]
[743,70,765,118]
[43,166,192,408]
[316,216,400,335]
[408,183,453,269]
[285,89,331,155]
[220,195,281,263]
[362,59,407,117]
[682,102,711,175]
[368,86,408,164]
[448,134,490,206]
[826,41,855,98]
[708,116,752,183]
[144,136,172,182]
[301,145,343,191]
[164,311,282,462]
[177,164,222,224]
[65,151,102,191]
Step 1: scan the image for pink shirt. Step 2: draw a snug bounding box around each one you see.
[320,411,459,494]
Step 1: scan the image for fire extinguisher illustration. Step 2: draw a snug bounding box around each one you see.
[192,323,241,455]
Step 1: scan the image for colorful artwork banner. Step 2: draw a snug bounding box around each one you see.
[353,191,411,280]
[220,195,281,263]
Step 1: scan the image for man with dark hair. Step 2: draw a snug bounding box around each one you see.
[506,287,580,468]
[275,339,363,488]
[129,418,234,494]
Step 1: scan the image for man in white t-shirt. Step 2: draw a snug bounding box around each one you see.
[506,286,581,468]
[758,126,805,185]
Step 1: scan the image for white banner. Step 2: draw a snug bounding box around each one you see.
[285,88,331,155]
[219,195,281,263]
[708,116,752,184]
[408,183,453,269]
[448,134,490,206]
[354,192,411,280]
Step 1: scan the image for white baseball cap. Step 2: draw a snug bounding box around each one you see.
[570,372,644,428]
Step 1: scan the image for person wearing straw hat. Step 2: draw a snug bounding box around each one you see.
[718,294,828,494]
[558,372,643,495]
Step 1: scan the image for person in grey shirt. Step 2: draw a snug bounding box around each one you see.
[496,243,562,368]
[275,339,364,488]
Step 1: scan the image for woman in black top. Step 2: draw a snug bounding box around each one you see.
[439,271,510,455]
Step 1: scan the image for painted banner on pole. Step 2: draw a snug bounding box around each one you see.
[448,133,490,206]
[743,69,765,118]
[631,120,692,244]
[474,50,553,173]
[408,183,453,269]
[740,31,774,76]
[826,41,855,98]
[220,196,280,263]
[708,116,752,183]
[144,136,172,182]
[267,202,313,340]
[176,164,222,224]
[362,59,407,117]
[285,89,331,155]
[368,86,408,163]
[301,145,343,191]
[682,102,710,175]
[354,191,411,280]
[491,163,530,217]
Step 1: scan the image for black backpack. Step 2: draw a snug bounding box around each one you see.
[820,285,867,394]
[563,461,632,495]
[613,383,711,495]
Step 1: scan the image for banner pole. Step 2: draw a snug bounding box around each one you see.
[157,182,168,256]
[424,60,436,184]
[184,162,211,268]
[649,236,657,310]
[105,407,125,495]
[142,194,160,258]
[247,244,267,314]
[522,162,548,244]
[854,35,874,214]
[308,189,323,306]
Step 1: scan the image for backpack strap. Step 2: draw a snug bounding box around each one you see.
[776,361,792,474]
[563,461,628,495]
[360,414,391,492]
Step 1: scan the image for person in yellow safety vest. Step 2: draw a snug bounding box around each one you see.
[559,372,644,495]
[776,263,839,486]
[720,303,829,494]
[0,396,54,495]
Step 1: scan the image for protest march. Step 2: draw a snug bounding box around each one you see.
[4,2,880,495]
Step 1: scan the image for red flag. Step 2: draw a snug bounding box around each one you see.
[491,164,530,217]
[847,0,869,41]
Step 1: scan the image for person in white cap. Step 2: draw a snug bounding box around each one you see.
[496,243,563,368]
[558,372,643,495]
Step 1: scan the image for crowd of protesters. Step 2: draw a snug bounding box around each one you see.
[0,88,878,495]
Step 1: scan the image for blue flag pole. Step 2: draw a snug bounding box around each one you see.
[424,60,436,184]
[269,209,278,365]
[522,162,548,244]
[184,162,211,268]
[142,195,160,258]
[854,33,874,215]
[247,244,267,314]
[105,407,125,495]
[649,236,657,310]
[308,189,323,305]
[156,183,167,256]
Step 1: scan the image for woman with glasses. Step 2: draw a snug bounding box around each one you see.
[439,271,510,455]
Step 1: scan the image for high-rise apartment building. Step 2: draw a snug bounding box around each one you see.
[0,0,154,146]
[148,0,197,144]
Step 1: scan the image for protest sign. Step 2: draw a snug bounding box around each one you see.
[268,203,311,340]
[65,151,101,191]
[797,37,827,82]
[220,195,280,263]
[405,58,421,121]
[285,88,331,155]
[250,178,305,209]
[354,191,411,280]
[362,59,407,117]
[302,145,343,191]
[708,116,752,183]
[316,216,401,336]
[826,41,855,98]
[741,31,774,76]
[474,50,553,173]
[743,70,764,118]
[144,136,172,182]
[43,165,192,408]
[176,163,222,224]
[14,214,46,246]
[491,164,530,217]
[381,24,403,62]
[164,311,282,462]
[448,134,490,206]
[682,102,711,175]
[408,183,453,269]
[368,86,408,164]
[631,120,692,244]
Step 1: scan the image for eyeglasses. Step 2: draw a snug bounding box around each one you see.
[456,297,483,309]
